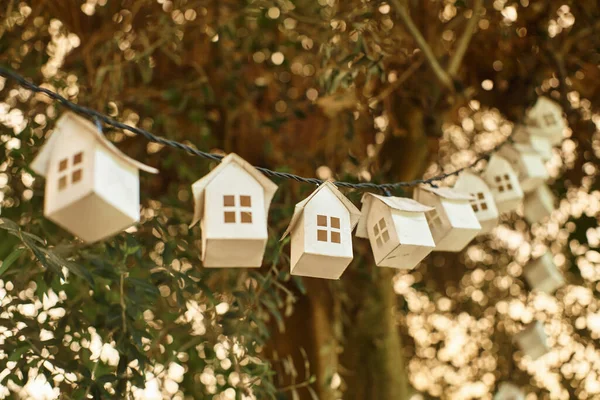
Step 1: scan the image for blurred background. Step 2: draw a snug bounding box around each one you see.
[0,0,599,399]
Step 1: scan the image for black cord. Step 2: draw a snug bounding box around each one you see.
[0,66,510,191]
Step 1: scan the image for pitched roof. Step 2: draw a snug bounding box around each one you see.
[280,181,361,240]
[417,184,475,200]
[30,112,159,176]
[190,153,278,227]
[355,193,433,238]
[529,96,562,118]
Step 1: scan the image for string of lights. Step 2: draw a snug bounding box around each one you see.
[0,66,512,191]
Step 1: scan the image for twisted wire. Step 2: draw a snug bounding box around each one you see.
[0,66,511,190]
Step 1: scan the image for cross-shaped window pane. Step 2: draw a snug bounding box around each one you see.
[223,195,253,224]
[543,113,556,126]
[470,192,488,213]
[494,174,513,193]
[373,218,390,248]
[317,215,341,243]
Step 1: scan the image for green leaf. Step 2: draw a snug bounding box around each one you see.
[0,248,24,276]
[8,345,29,362]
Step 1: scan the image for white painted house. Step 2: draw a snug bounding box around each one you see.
[413,185,481,252]
[190,153,278,268]
[513,125,553,162]
[453,170,499,234]
[30,112,158,243]
[523,183,555,224]
[525,97,565,145]
[523,253,564,294]
[281,181,361,279]
[482,154,524,213]
[514,321,550,360]
[356,194,435,270]
[499,143,549,193]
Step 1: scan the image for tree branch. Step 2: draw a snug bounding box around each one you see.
[391,0,455,92]
[447,0,483,77]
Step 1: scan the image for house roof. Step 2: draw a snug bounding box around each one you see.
[486,154,514,172]
[280,181,361,240]
[528,97,562,118]
[190,153,278,227]
[417,184,475,200]
[356,193,433,238]
[454,170,491,191]
[30,112,159,176]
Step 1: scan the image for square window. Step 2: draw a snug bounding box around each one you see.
[223,195,235,207]
[376,237,383,247]
[373,224,380,235]
[72,169,82,183]
[73,152,83,165]
[331,231,341,244]
[378,218,386,230]
[59,159,68,172]
[317,215,327,227]
[330,217,340,229]
[504,174,510,180]
[382,230,390,243]
[498,186,505,193]
[495,176,501,182]
[477,192,484,200]
[58,176,67,190]
[481,203,488,210]
[224,211,236,223]
[507,183,513,190]
[472,204,479,212]
[241,211,252,223]
[240,195,251,207]
[317,230,328,242]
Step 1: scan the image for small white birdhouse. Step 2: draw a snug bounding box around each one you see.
[281,181,361,279]
[499,143,549,193]
[525,97,565,145]
[482,154,524,213]
[513,125,553,162]
[453,171,499,235]
[494,382,525,400]
[413,185,481,252]
[523,253,564,294]
[356,194,435,270]
[514,321,550,360]
[30,112,159,243]
[523,184,555,224]
[190,153,278,268]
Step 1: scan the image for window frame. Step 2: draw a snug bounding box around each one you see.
[57,152,84,191]
[222,194,253,224]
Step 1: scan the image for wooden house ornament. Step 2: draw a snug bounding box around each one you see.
[525,97,565,145]
[523,184,555,224]
[499,143,549,193]
[413,185,481,252]
[482,154,524,214]
[453,171,499,234]
[281,181,361,279]
[523,253,564,294]
[514,321,550,360]
[30,112,158,243]
[513,125,553,162]
[494,383,525,400]
[356,194,435,270]
[190,153,278,268]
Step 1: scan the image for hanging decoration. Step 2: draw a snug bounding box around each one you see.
[493,382,525,400]
[413,185,481,252]
[453,171,500,235]
[29,111,159,243]
[514,321,550,360]
[281,181,361,279]
[523,184,556,224]
[524,96,566,145]
[499,143,549,193]
[513,125,554,162]
[356,194,435,270]
[482,154,525,213]
[190,153,278,268]
[523,253,564,294]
